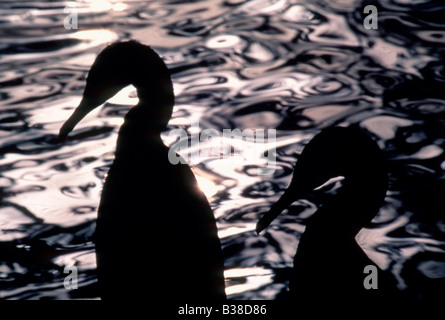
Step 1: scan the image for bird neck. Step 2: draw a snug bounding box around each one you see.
[134,69,174,126]
[115,100,171,156]
[304,212,360,242]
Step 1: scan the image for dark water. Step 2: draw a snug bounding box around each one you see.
[1,0,444,300]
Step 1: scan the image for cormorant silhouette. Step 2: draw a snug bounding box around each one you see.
[59,40,226,301]
[256,126,400,299]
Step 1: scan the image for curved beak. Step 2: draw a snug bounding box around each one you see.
[255,175,346,234]
[256,188,300,234]
[59,98,100,140]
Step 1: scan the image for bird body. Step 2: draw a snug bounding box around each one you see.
[60,41,226,301]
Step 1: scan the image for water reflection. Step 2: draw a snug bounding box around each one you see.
[0,0,444,300]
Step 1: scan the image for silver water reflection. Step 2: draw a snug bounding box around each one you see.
[1,0,445,299]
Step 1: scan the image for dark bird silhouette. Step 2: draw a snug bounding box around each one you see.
[256,126,401,299]
[59,40,226,301]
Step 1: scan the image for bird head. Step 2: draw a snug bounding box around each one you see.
[256,127,388,235]
[59,41,174,139]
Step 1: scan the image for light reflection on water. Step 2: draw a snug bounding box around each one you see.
[1,0,445,300]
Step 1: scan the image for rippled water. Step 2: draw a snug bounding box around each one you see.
[1,0,445,300]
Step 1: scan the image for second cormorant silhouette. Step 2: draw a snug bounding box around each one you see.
[59,41,226,300]
[256,126,401,299]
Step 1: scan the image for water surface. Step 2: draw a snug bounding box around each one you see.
[1,0,445,300]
